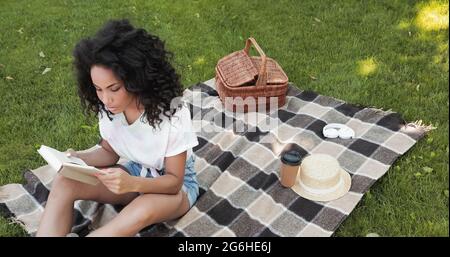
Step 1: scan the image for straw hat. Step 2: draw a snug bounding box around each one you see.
[291,154,351,202]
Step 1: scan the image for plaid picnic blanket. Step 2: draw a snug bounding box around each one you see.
[0,78,430,237]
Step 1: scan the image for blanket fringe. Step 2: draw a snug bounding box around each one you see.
[363,104,394,115]
[406,120,436,133]
[8,216,25,227]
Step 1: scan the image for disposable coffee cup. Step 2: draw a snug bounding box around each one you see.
[280,150,302,188]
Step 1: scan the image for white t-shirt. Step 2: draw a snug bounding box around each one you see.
[98,104,199,171]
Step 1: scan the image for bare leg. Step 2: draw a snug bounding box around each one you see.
[36,173,138,237]
[87,190,190,237]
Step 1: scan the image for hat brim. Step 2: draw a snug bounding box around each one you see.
[291,168,351,202]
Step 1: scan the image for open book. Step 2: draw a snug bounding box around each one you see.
[37,145,105,185]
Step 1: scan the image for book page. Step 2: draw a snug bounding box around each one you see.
[66,156,88,166]
[63,162,101,174]
[37,145,63,171]
[38,145,107,181]
[39,145,73,164]
[59,168,99,185]
[39,145,88,166]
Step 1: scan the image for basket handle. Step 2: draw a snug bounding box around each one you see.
[244,37,267,87]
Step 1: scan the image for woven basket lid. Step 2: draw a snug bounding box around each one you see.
[251,57,288,85]
[216,50,259,88]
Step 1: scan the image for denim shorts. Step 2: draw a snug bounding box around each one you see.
[121,155,199,209]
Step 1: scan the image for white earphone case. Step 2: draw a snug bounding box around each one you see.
[322,123,355,139]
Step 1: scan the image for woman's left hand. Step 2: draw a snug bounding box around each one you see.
[95,167,134,194]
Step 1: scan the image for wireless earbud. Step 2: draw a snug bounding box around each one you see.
[323,123,355,139]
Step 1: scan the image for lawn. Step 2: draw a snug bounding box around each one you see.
[0,0,448,237]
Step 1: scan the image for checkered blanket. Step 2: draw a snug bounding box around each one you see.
[0,78,430,237]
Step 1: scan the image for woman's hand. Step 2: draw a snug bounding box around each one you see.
[95,167,135,194]
[65,148,79,158]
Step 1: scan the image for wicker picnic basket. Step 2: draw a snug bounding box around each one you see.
[215,37,289,112]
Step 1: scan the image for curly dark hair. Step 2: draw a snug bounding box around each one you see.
[72,19,183,129]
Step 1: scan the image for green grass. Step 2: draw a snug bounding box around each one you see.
[0,0,448,237]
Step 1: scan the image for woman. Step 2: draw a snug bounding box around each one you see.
[36,19,199,237]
